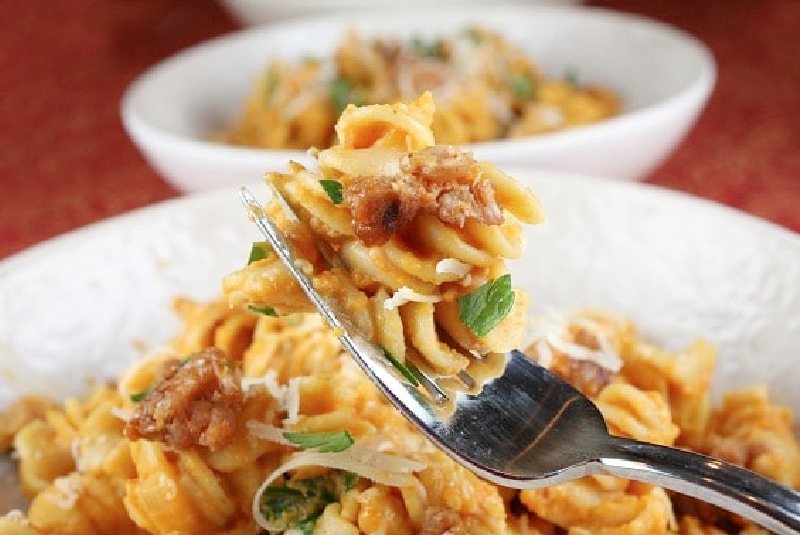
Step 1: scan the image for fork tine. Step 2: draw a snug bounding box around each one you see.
[239,187,348,334]
[407,360,449,403]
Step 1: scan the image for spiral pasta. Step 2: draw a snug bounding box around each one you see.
[700,385,800,489]
[219,26,620,149]
[223,92,545,382]
[2,302,800,535]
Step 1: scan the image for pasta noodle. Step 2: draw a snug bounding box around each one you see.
[223,92,545,385]
[218,26,620,150]
[3,304,799,535]
[2,96,799,535]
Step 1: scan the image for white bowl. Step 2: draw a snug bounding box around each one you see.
[219,0,583,26]
[121,5,716,193]
[2,170,799,410]
[2,170,800,513]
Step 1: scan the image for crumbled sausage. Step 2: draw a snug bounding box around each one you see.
[346,176,421,246]
[549,353,616,398]
[345,145,504,246]
[400,144,476,183]
[419,507,467,535]
[124,347,244,451]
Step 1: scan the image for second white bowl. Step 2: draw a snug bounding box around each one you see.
[122,5,716,192]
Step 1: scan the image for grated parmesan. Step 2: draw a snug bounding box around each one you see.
[383,286,442,310]
[51,476,81,509]
[242,371,286,401]
[526,310,623,372]
[110,406,133,422]
[435,258,472,277]
[283,377,301,425]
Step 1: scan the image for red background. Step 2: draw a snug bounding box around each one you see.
[1,0,798,260]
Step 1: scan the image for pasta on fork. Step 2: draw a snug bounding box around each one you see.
[223,91,545,389]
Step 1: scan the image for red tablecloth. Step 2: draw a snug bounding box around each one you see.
[1,0,798,260]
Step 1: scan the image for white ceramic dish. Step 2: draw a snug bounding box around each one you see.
[121,5,716,193]
[219,0,583,26]
[2,170,800,512]
[2,170,799,414]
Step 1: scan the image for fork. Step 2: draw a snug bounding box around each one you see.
[239,187,800,535]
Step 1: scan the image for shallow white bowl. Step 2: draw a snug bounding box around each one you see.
[121,5,716,193]
[2,170,799,409]
[2,169,800,511]
[219,0,583,25]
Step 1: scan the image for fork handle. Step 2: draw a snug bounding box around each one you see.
[601,436,800,535]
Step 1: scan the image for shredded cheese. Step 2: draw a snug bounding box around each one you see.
[383,286,442,310]
[526,310,623,372]
[284,377,301,425]
[51,476,81,509]
[251,444,426,531]
[435,258,472,277]
[282,88,324,122]
[70,438,83,474]
[246,421,294,446]
[242,371,286,401]
[242,371,302,424]
[110,406,133,422]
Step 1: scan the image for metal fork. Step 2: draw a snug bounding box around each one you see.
[239,187,800,535]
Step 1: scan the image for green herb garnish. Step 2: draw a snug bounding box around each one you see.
[282,430,354,453]
[259,471,359,534]
[329,78,367,115]
[259,486,316,534]
[247,241,272,264]
[565,68,579,88]
[409,36,444,58]
[462,26,484,44]
[248,304,278,317]
[128,356,192,402]
[510,74,535,99]
[263,67,279,101]
[457,274,515,337]
[380,346,419,387]
[129,386,153,403]
[319,179,343,204]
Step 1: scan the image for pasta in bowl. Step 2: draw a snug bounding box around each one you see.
[121,4,716,192]
[3,99,800,535]
[219,26,621,150]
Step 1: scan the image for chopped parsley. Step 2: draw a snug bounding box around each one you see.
[247,241,272,264]
[380,346,419,387]
[329,78,367,115]
[565,68,579,88]
[510,74,535,100]
[259,471,359,534]
[260,486,312,532]
[128,355,193,402]
[248,304,278,317]
[462,26,484,44]
[319,179,343,204]
[129,385,153,403]
[457,274,515,337]
[263,67,279,101]
[283,430,354,453]
[409,35,444,58]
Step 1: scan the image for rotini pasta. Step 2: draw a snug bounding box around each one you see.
[3,303,798,535]
[218,26,620,150]
[223,92,545,383]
